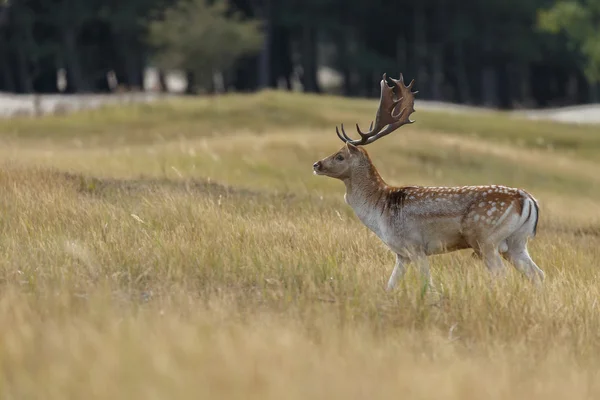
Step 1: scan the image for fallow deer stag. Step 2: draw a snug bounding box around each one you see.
[313,73,544,291]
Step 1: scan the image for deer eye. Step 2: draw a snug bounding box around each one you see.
[335,154,344,161]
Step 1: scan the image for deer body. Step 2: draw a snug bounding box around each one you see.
[314,73,544,290]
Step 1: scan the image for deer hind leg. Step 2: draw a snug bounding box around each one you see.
[471,241,506,277]
[504,237,545,284]
[475,242,506,278]
[471,241,507,260]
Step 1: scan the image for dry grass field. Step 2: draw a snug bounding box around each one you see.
[0,90,599,399]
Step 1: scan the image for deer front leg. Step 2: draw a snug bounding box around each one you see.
[386,254,408,291]
[413,254,436,291]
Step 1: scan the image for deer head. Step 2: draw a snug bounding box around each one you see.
[313,73,418,181]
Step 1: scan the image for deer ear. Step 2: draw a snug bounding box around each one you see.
[346,143,360,155]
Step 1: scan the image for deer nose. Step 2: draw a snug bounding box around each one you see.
[313,161,322,170]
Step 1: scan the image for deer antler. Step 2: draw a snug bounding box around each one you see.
[336,73,417,146]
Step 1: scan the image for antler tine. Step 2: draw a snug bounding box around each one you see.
[336,73,416,146]
[355,74,398,135]
[362,108,411,145]
[336,124,355,143]
[390,74,418,123]
[335,126,345,142]
[336,74,397,145]
[361,73,418,145]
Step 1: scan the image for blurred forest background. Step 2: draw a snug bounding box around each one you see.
[0,0,599,109]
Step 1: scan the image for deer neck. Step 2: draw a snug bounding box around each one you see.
[343,162,388,230]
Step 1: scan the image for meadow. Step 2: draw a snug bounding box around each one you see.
[0,90,599,399]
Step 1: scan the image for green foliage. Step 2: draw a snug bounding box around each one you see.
[538,0,600,82]
[1,0,598,105]
[148,0,263,88]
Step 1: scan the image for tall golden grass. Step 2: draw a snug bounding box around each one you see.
[0,91,599,399]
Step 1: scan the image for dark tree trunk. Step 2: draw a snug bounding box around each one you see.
[431,45,444,101]
[362,71,375,97]
[530,64,552,107]
[113,55,127,89]
[15,43,33,93]
[396,36,407,76]
[481,67,499,107]
[413,5,428,98]
[301,25,320,93]
[185,70,196,94]
[257,0,272,89]
[454,40,471,104]
[270,25,292,89]
[576,73,589,104]
[32,58,60,93]
[480,25,498,107]
[589,82,599,103]
[231,0,260,91]
[566,73,578,105]
[203,73,216,94]
[341,68,353,96]
[158,69,168,92]
[518,63,533,107]
[92,75,111,92]
[0,39,15,92]
[431,0,446,101]
[497,63,511,109]
[124,50,144,90]
[233,55,259,92]
[62,27,89,93]
[340,35,354,96]
[110,35,136,90]
[336,3,356,97]
[268,25,281,88]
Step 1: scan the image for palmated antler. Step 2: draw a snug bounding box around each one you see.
[336,73,417,146]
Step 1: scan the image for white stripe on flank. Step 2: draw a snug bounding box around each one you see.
[518,197,532,231]
[494,203,513,227]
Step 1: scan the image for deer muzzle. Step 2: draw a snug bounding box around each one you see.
[313,161,323,175]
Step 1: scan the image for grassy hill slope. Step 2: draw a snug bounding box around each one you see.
[0,90,599,399]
